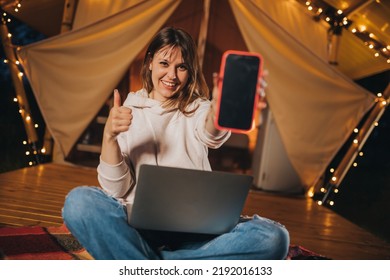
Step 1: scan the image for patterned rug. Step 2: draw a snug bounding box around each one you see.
[0,225,329,260]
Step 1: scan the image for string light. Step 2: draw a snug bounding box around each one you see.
[1,0,46,168]
[297,0,390,63]
[316,94,386,208]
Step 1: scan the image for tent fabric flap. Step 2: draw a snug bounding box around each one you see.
[229,0,375,188]
[17,0,181,157]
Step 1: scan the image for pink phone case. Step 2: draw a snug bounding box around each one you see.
[215,50,263,133]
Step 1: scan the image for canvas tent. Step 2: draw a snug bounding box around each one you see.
[3,0,389,191]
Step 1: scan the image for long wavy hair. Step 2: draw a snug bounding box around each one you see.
[141,27,209,115]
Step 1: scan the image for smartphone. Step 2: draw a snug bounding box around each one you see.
[215,50,263,133]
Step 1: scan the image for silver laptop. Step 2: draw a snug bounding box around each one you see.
[128,164,253,235]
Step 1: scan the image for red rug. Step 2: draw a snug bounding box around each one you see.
[0,225,328,260]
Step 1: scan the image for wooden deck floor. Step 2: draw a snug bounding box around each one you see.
[0,163,389,260]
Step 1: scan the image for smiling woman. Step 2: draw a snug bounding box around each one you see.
[140,27,209,114]
[148,46,189,102]
[61,26,290,261]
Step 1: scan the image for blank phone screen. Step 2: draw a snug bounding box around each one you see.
[218,53,260,131]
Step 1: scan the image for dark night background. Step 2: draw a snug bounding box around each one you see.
[1,15,389,243]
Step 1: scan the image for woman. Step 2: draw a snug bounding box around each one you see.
[62,27,289,260]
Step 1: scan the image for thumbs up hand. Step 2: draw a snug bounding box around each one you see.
[104,89,133,141]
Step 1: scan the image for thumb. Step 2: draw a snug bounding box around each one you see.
[113,89,121,108]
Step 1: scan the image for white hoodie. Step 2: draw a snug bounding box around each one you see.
[97,89,231,208]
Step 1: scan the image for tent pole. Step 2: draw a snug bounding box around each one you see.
[319,83,389,205]
[197,0,210,69]
[1,19,39,148]
[45,0,78,162]
[61,0,78,33]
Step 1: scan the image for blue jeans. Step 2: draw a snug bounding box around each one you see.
[62,186,290,260]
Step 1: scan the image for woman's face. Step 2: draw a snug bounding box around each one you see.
[149,46,189,102]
